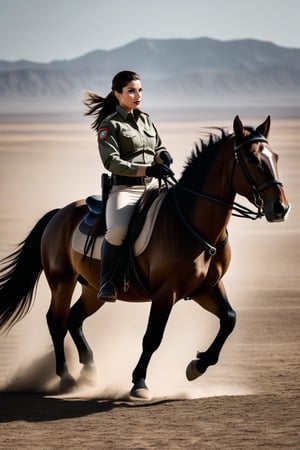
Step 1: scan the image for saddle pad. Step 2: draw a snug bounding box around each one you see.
[72,192,166,260]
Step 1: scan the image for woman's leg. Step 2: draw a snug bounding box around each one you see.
[98,185,145,301]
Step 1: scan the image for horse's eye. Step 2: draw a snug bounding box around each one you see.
[247,154,258,164]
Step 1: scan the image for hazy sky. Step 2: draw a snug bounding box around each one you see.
[1,0,299,62]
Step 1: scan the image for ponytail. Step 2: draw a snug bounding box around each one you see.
[84,91,117,131]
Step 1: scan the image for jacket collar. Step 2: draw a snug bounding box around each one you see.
[116,104,141,121]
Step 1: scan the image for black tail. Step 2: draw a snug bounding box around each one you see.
[0,209,60,332]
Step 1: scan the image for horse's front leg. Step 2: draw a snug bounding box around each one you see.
[186,280,236,381]
[131,298,173,400]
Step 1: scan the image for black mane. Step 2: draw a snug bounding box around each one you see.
[179,128,232,189]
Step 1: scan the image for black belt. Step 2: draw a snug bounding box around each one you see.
[112,175,152,186]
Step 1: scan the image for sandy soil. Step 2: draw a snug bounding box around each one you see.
[0,112,299,449]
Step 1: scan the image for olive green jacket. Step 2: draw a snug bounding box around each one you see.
[98,105,166,176]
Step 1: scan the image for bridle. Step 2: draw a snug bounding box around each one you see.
[161,132,284,256]
[233,133,283,212]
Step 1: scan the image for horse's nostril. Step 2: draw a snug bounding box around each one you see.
[274,201,285,215]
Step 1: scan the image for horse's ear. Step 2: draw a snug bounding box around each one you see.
[256,115,271,138]
[233,115,244,142]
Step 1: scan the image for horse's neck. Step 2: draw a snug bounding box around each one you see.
[182,152,235,243]
[189,196,231,244]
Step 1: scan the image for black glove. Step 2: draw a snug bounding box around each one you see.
[155,150,173,167]
[146,163,172,179]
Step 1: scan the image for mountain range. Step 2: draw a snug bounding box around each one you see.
[1,37,299,112]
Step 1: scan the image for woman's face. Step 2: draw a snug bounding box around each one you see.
[114,79,142,113]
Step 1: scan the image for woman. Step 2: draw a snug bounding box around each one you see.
[84,71,173,302]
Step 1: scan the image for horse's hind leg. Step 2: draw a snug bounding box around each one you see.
[186,280,236,380]
[68,285,104,384]
[46,275,77,391]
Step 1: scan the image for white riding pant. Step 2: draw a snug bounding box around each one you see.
[105,179,158,246]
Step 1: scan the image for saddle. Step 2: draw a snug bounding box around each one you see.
[74,174,167,297]
[78,195,105,235]
[78,175,163,242]
[79,173,111,236]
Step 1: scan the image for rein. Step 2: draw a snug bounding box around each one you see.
[163,131,284,220]
[165,174,264,219]
[168,180,259,257]
[160,132,283,256]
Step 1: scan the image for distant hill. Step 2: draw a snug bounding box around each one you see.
[0,37,299,112]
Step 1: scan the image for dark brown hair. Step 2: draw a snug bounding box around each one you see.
[84,70,140,131]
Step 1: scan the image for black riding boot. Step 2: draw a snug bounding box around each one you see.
[97,239,122,302]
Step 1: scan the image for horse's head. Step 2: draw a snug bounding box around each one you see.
[232,116,290,222]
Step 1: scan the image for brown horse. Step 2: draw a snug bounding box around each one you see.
[0,116,290,400]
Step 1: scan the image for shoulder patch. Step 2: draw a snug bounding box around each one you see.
[98,128,109,141]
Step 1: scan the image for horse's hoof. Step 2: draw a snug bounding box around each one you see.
[79,363,97,386]
[60,373,77,392]
[186,359,203,381]
[130,379,152,401]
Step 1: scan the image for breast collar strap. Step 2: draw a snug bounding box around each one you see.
[173,189,228,257]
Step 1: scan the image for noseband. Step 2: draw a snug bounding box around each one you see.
[233,134,283,210]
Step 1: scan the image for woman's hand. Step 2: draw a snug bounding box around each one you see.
[155,150,173,167]
[146,163,172,179]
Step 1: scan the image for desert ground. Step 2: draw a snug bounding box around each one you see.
[0,108,299,449]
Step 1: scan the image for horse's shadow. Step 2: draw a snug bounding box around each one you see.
[0,351,180,422]
[0,392,179,422]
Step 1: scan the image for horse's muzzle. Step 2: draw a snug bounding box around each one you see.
[265,201,291,222]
